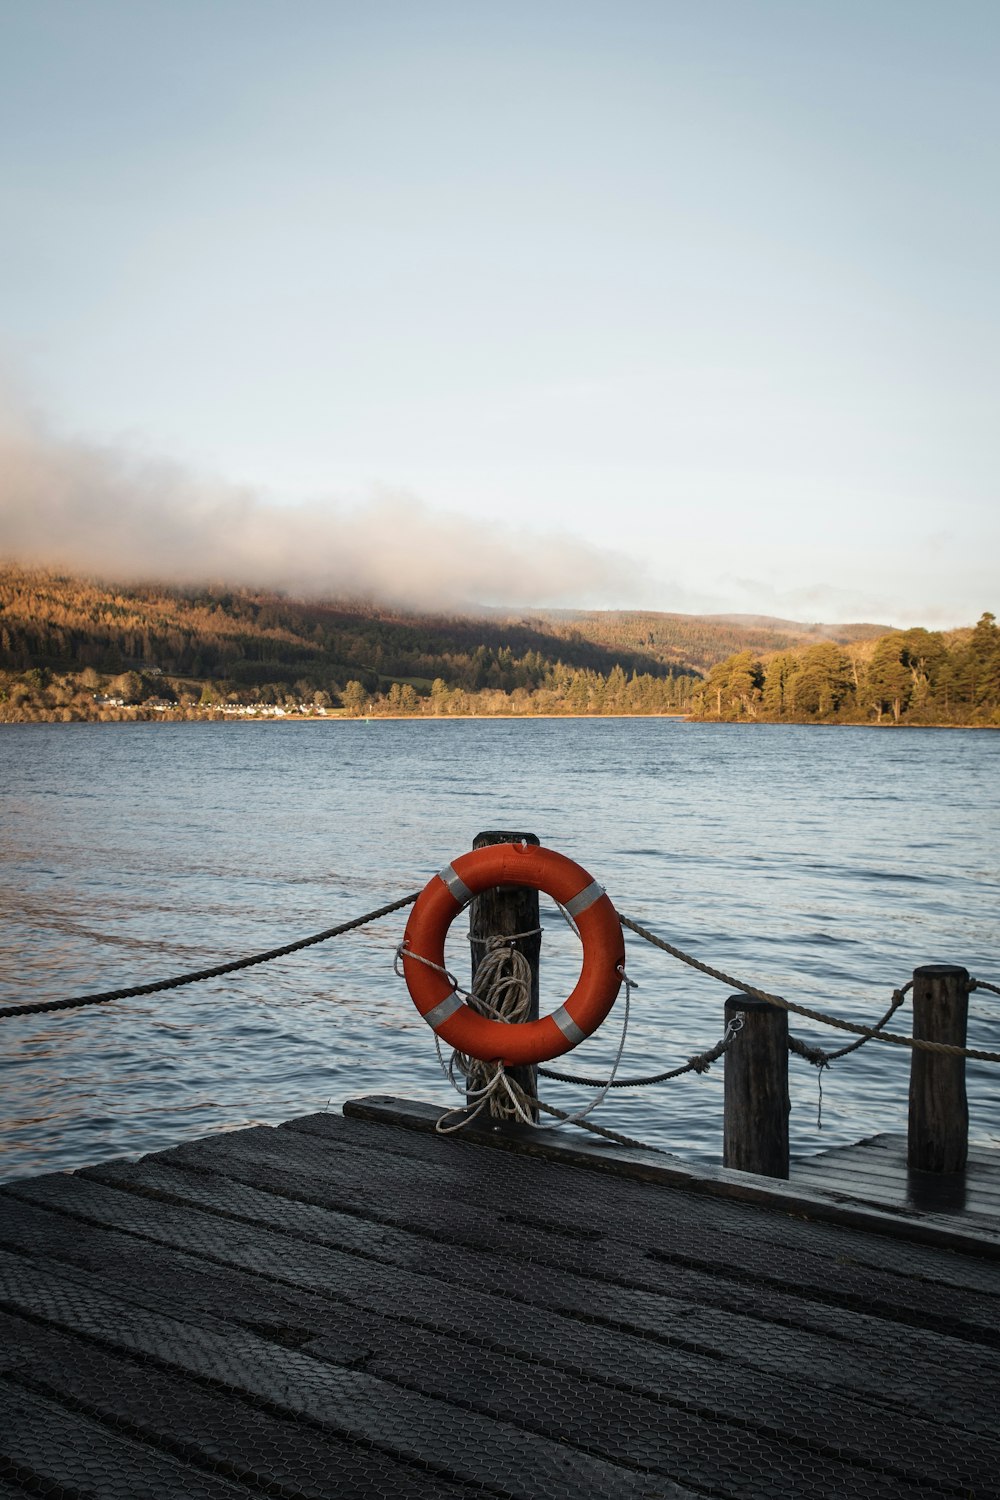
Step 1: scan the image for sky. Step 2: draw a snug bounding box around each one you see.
[1,0,997,625]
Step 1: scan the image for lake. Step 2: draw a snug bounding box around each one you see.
[1,717,998,1183]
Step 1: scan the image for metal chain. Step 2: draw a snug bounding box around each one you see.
[0,891,421,1021]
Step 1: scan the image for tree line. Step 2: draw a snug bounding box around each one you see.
[692,615,1000,726]
[0,659,695,722]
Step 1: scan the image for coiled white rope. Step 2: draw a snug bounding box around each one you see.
[433,950,635,1135]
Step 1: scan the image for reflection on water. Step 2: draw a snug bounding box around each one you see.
[1,719,998,1182]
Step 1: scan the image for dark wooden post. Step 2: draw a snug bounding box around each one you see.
[723,994,790,1178]
[469,830,541,1123]
[907,963,969,1173]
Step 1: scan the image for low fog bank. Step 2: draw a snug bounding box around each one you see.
[0,406,637,610]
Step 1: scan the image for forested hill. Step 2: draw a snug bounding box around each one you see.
[0,564,881,715]
[1,563,956,723]
[530,608,886,669]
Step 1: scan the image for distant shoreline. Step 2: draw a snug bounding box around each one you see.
[3,713,997,730]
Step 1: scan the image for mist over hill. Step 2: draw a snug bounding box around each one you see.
[0,565,884,683]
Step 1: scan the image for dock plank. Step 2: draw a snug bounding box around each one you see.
[2,1102,999,1499]
[791,1132,1000,1220]
[4,1182,997,1456]
[290,1110,1000,1291]
[0,1383,259,1500]
[0,1247,657,1500]
[79,1130,1000,1353]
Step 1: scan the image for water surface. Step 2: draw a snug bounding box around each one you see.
[1,718,997,1181]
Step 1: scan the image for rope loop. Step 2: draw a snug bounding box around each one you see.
[471,926,543,951]
[435,952,635,1133]
[788,983,910,1068]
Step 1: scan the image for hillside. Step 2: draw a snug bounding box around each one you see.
[0,565,699,719]
[4,564,982,724]
[530,609,887,673]
[0,567,887,685]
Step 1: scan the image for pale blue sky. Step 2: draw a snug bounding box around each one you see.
[1,0,997,624]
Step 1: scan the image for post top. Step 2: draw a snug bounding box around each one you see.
[725,993,781,1012]
[473,830,541,847]
[913,964,970,979]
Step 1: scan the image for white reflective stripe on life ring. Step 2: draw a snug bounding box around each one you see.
[438,863,474,906]
[564,880,604,919]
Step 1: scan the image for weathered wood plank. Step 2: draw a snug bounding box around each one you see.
[794,1144,1000,1190]
[790,1165,1000,1214]
[790,1156,1000,1196]
[271,1110,1000,1284]
[0,1248,661,1500]
[1,1211,991,1497]
[798,1139,1000,1175]
[4,1105,1000,1500]
[72,1139,1000,1353]
[64,1134,1000,1374]
[868,1132,1000,1169]
[0,1383,258,1500]
[8,1165,940,1391]
[18,1140,1000,1424]
[341,1095,1000,1256]
[289,1111,1000,1292]
[0,1311,479,1500]
[5,1189,997,1452]
[810,1132,1000,1168]
[791,1135,1000,1224]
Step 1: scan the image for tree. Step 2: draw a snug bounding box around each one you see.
[967,613,1000,716]
[787,643,853,718]
[696,653,763,718]
[760,652,796,719]
[867,635,911,723]
[720,652,764,717]
[114,671,144,704]
[341,680,367,716]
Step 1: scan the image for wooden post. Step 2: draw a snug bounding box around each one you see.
[723,994,789,1179]
[907,963,969,1174]
[469,830,541,1124]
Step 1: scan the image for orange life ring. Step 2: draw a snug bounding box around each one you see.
[400,842,624,1066]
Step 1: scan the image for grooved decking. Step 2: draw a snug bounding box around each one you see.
[1,1101,999,1499]
[790,1131,1000,1230]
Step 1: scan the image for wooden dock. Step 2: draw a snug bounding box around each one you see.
[2,1098,1000,1499]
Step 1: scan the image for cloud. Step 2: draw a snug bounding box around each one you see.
[0,402,638,610]
[711,574,893,625]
